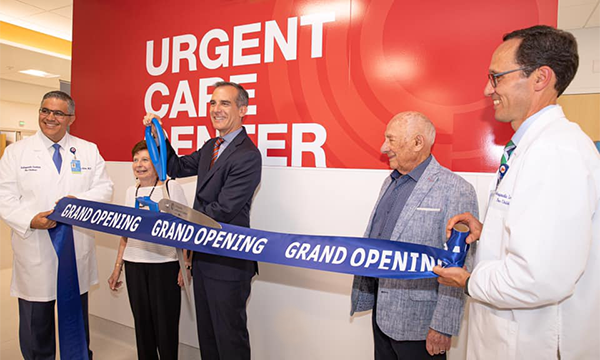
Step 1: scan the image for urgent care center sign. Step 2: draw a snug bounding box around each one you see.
[71,0,557,172]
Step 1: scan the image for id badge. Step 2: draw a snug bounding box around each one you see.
[71,159,81,174]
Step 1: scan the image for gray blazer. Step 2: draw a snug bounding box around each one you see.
[350,156,478,341]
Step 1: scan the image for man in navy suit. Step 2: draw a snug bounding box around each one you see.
[144,81,261,360]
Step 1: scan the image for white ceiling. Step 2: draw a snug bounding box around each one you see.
[0,0,72,40]
[559,0,600,28]
[0,42,70,87]
[0,0,598,94]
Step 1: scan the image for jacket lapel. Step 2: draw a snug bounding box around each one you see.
[199,138,215,175]
[391,157,441,239]
[197,128,249,190]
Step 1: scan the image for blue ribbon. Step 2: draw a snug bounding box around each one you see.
[48,224,89,360]
[49,198,468,280]
[47,198,469,355]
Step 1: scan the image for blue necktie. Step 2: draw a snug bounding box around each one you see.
[52,143,62,174]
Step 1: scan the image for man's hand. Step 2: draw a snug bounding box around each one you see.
[30,210,56,230]
[446,212,482,244]
[433,266,470,289]
[426,328,451,356]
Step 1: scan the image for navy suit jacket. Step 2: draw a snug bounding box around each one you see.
[165,127,262,280]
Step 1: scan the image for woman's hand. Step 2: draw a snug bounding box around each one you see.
[108,264,123,291]
[177,264,192,287]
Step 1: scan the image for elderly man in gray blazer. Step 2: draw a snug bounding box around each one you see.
[351,111,479,360]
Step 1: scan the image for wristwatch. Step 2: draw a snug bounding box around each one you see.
[464,276,471,297]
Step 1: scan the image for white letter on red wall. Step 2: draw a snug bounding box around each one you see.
[300,12,336,58]
[264,17,298,63]
[146,38,169,76]
[292,123,327,167]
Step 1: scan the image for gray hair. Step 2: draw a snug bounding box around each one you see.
[40,91,75,114]
[213,81,249,108]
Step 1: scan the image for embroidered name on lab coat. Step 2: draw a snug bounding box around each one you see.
[20,165,41,172]
[495,192,512,206]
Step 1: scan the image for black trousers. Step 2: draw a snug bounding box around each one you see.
[193,268,252,360]
[18,292,92,360]
[372,287,445,360]
[124,261,181,360]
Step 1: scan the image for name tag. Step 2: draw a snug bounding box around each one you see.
[71,160,81,174]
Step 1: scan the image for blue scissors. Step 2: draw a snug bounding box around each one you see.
[137,118,195,312]
[135,118,166,212]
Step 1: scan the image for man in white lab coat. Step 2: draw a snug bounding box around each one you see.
[0,91,113,359]
[433,25,600,360]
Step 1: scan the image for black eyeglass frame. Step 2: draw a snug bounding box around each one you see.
[487,67,530,88]
[39,108,74,119]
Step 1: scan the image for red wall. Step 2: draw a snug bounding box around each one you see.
[71,0,557,172]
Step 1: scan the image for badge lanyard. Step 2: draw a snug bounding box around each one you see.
[70,147,81,174]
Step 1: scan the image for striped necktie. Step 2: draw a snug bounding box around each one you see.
[210,137,224,168]
[496,139,516,188]
[500,139,516,166]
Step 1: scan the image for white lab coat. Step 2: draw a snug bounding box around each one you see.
[466,106,600,360]
[0,131,113,301]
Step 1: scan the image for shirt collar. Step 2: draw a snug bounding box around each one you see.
[39,131,69,150]
[511,105,556,146]
[391,155,432,181]
[221,127,243,144]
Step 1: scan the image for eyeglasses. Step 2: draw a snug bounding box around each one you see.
[487,67,529,88]
[39,108,74,120]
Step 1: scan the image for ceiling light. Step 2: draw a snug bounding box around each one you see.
[18,69,60,78]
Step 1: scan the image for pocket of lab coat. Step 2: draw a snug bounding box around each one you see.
[476,194,510,262]
[468,304,518,360]
[67,162,94,193]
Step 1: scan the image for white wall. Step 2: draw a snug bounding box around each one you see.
[0,78,55,131]
[564,27,600,95]
[0,78,51,133]
[0,79,56,270]
[90,162,495,359]
[0,78,55,104]
[0,100,39,131]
